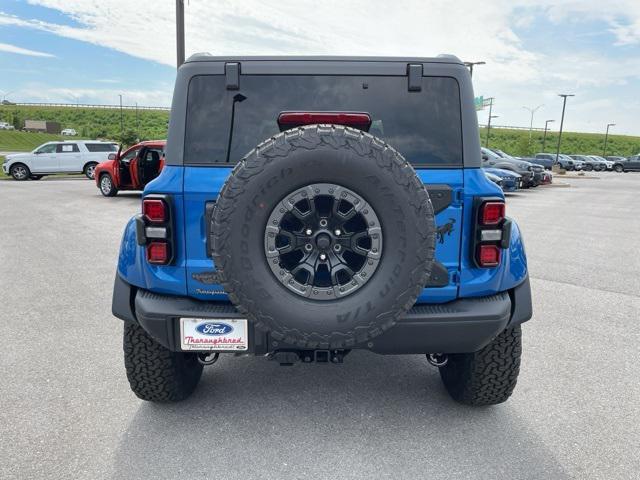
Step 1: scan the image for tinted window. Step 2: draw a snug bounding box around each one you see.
[185,75,462,166]
[56,143,79,153]
[36,144,57,154]
[86,143,117,152]
[121,147,140,162]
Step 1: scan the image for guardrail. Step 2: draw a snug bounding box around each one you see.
[1,102,170,111]
[479,124,545,131]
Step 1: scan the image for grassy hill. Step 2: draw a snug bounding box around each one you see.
[1,104,638,157]
[0,104,169,146]
[480,127,640,157]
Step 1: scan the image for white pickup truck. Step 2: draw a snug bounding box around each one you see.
[2,140,117,180]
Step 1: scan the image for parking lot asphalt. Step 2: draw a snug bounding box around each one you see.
[1,174,639,480]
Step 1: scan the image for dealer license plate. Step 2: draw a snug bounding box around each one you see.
[180,318,248,351]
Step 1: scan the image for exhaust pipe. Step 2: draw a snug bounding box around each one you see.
[426,353,448,367]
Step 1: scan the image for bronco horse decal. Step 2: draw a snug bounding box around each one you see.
[436,218,456,244]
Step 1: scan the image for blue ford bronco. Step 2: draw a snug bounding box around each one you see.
[112,55,532,405]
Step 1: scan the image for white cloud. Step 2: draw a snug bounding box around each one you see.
[16,84,172,107]
[2,0,640,134]
[0,42,55,57]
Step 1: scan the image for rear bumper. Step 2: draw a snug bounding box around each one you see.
[113,274,532,355]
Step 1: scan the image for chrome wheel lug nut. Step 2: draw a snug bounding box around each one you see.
[305,228,313,235]
[334,229,342,236]
[319,253,327,261]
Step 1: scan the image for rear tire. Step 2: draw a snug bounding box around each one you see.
[10,163,30,181]
[99,173,118,196]
[84,162,98,179]
[123,322,203,402]
[439,325,522,406]
[614,165,623,173]
[585,164,594,171]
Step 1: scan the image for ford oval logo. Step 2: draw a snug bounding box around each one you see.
[196,322,233,336]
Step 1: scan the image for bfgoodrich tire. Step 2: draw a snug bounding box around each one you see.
[211,125,436,350]
[439,325,522,406]
[123,322,203,402]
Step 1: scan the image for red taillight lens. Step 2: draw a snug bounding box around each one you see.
[146,242,169,264]
[477,244,501,267]
[278,112,372,131]
[480,201,505,225]
[143,199,166,223]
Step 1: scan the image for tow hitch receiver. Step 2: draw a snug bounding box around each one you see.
[269,350,350,366]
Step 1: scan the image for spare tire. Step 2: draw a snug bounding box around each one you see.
[211,125,435,349]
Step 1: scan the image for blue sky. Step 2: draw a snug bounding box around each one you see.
[1,0,639,135]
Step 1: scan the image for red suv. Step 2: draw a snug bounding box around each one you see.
[94,140,166,196]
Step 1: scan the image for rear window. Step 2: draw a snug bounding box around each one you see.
[86,143,117,152]
[184,75,462,167]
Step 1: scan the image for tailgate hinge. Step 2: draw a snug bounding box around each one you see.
[225,62,240,90]
[407,63,423,91]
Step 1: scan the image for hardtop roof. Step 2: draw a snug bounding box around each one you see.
[185,54,463,64]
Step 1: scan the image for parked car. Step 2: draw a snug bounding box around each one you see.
[2,140,118,180]
[111,55,532,406]
[588,155,613,170]
[94,140,166,196]
[484,170,503,188]
[606,156,626,163]
[569,155,606,171]
[0,121,15,130]
[558,154,582,171]
[531,153,557,169]
[481,147,535,187]
[483,167,521,192]
[611,155,640,172]
[61,128,77,136]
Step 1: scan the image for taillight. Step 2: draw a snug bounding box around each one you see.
[473,198,509,268]
[146,241,169,264]
[277,112,372,131]
[136,195,173,265]
[143,199,166,223]
[480,201,505,225]
[478,245,500,267]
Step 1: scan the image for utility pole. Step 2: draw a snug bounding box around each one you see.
[523,104,544,151]
[118,94,124,139]
[464,61,486,78]
[176,0,185,67]
[484,97,495,147]
[603,123,615,157]
[542,119,554,152]
[555,94,575,164]
[135,102,139,141]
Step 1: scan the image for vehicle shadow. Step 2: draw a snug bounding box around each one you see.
[111,351,568,480]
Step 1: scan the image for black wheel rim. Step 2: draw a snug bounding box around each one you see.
[265,183,382,300]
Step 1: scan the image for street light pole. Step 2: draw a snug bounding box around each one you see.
[118,94,124,139]
[135,102,139,141]
[484,97,495,147]
[603,123,615,157]
[555,94,575,164]
[523,104,544,151]
[176,0,185,67]
[542,119,555,152]
[464,61,486,78]
[1,90,15,102]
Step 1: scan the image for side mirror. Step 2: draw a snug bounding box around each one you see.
[34,151,41,155]
[108,153,116,160]
[481,155,488,161]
